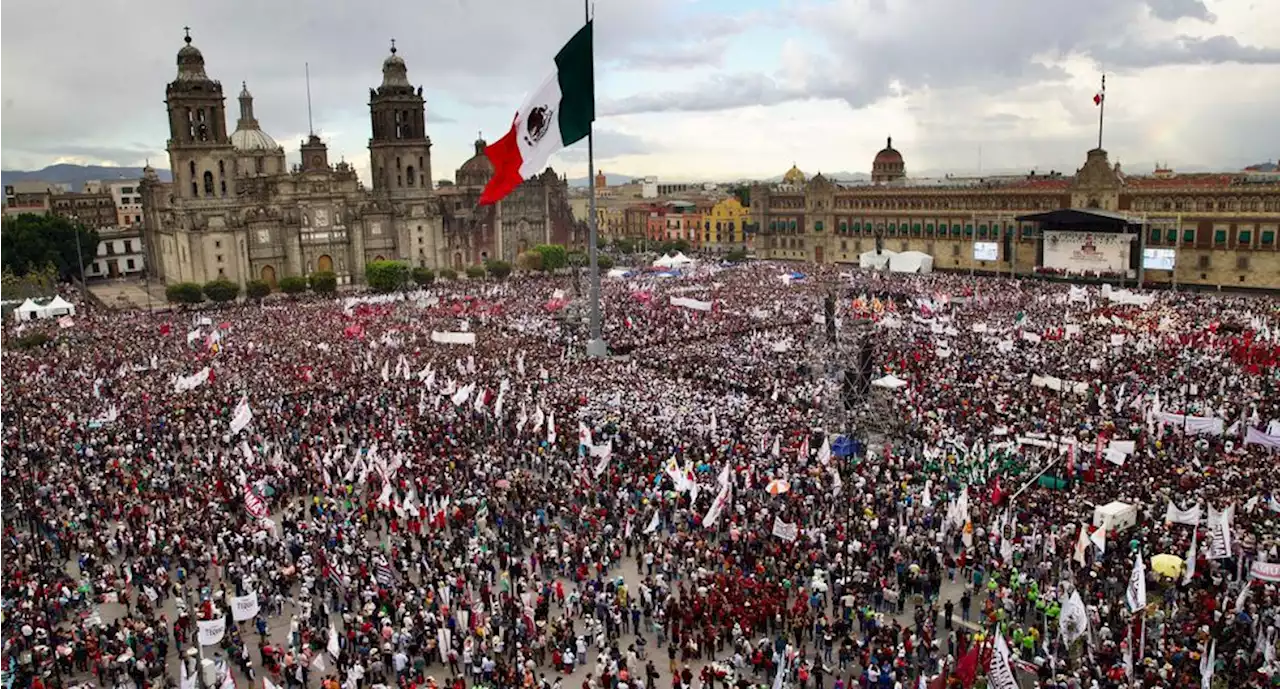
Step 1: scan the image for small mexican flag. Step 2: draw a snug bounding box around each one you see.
[480,22,594,205]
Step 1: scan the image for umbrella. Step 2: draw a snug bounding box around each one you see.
[766,479,790,496]
[1151,554,1184,578]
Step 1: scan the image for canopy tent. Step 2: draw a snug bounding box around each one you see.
[859,250,896,270]
[888,251,934,274]
[871,373,910,390]
[13,299,45,322]
[653,253,695,268]
[44,295,76,317]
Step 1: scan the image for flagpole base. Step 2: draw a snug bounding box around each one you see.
[586,338,609,358]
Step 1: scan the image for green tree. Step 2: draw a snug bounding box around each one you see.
[729,183,751,208]
[438,268,458,281]
[516,251,543,272]
[596,254,615,271]
[309,271,338,294]
[532,244,568,272]
[279,276,308,294]
[612,238,636,254]
[365,260,409,292]
[659,239,690,255]
[0,214,99,281]
[485,260,512,279]
[411,267,435,286]
[245,279,271,301]
[465,264,486,279]
[725,248,749,263]
[165,282,204,305]
[566,250,587,268]
[203,279,240,303]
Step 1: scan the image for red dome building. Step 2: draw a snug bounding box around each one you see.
[871,136,906,185]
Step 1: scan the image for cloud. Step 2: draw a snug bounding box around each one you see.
[555,128,659,163]
[1145,0,1216,22]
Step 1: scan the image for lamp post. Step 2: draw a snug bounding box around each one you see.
[70,215,88,300]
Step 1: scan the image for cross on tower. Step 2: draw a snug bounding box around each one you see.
[390,38,397,54]
[183,26,191,43]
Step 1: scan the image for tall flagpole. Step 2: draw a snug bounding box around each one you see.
[585,0,607,358]
[1097,73,1106,150]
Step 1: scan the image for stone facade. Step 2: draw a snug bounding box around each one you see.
[751,147,1280,289]
[142,31,446,289]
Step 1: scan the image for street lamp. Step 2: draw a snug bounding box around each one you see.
[69,215,88,301]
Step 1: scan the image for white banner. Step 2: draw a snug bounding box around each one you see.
[231,592,260,622]
[431,331,477,346]
[771,516,798,542]
[229,397,253,435]
[1206,504,1233,560]
[198,616,227,646]
[988,633,1020,689]
[1249,561,1280,582]
[1165,501,1202,526]
[670,296,713,312]
[174,367,211,393]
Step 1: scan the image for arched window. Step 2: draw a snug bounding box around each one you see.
[203,171,214,196]
[406,166,416,186]
[218,160,225,177]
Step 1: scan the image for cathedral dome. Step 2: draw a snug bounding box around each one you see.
[458,138,494,186]
[782,164,806,186]
[871,136,905,184]
[231,128,281,152]
[381,41,411,88]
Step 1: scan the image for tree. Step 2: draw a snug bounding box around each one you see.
[613,238,636,254]
[486,260,512,279]
[725,248,749,263]
[365,260,408,293]
[729,183,751,208]
[411,267,435,286]
[566,250,587,268]
[165,282,204,305]
[1,213,99,281]
[532,244,568,272]
[309,271,338,294]
[245,279,271,301]
[203,279,240,303]
[658,239,690,255]
[438,268,458,281]
[516,251,543,272]
[465,265,486,279]
[596,254,615,271]
[279,276,308,294]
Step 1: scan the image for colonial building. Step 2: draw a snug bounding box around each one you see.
[751,143,1280,289]
[141,30,577,287]
[435,138,584,269]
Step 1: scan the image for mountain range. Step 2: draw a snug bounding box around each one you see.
[2,164,172,191]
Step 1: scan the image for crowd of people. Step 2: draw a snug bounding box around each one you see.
[3,259,1278,689]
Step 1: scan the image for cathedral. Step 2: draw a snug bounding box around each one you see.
[140,30,583,289]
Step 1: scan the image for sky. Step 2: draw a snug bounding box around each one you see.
[2,0,1279,185]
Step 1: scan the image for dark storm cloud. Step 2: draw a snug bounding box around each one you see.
[0,0,734,167]
[599,0,1278,117]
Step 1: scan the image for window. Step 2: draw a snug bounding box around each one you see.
[814,221,824,231]
[912,223,921,234]
[255,157,264,174]
[789,220,796,230]
[925,223,934,234]
[1198,255,1210,270]
[121,186,134,194]
[1149,228,1160,243]
[203,171,214,196]
[770,221,777,230]
[965,224,974,236]
[978,225,988,237]
[839,221,847,232]
[1183,230,1195,243]
[1239,230,1252,245]
[216,254,224,264]
[1263,231,1275,245]
[215,240,222,249]
[220,180,227,196]
[1213,229,1226,244]
[126,259,135,270]
[951,244,961,257]
[1236,256,1249,270]
[124,240,132,253]
[1166,229,1177,243]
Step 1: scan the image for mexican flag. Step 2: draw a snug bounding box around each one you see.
[480,22,594,205]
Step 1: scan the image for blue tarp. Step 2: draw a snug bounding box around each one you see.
[832,435,856,457]
[788,271,807,280]
[654,271,680,278]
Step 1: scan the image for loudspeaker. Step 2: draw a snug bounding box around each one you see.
[857,342,874,393]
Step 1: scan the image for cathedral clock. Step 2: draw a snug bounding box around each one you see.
[309,154,324,169]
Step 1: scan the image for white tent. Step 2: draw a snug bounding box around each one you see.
[44,295,76,317]
[859,250,896,270]
[670,252,695,265]
[871,373,910,390]
[652,254,678,268]
[13,299,44,322]
[888,251,934,274]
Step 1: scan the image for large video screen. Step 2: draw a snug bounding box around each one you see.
[973,242,999,261]
[1142,248,1176,270]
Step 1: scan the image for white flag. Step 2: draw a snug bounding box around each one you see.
[1184,527,1198,585]
[547,411,557,445]
[327,622,341,659]
[229,396,253,435]
[231,592,260,621]
[644,510,661,534]
[1200,639,1216,689]
[816,436,831,466]
[1126,552,1147,612]
[987,632,1019,689]
[198,615,227,646]
[1059,589,1088,645]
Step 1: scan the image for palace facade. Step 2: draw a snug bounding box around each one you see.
[141,31,581,288]
[751,139,1280,289]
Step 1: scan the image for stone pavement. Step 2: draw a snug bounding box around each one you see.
[88,279,167,312]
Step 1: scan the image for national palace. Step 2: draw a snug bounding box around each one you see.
[749,139,1280,289]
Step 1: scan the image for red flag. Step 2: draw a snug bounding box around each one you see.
[1093,92,1104,106]
[954,645,979,688]
[159,323,171,336]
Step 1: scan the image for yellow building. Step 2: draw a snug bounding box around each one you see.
[700,197,752,253]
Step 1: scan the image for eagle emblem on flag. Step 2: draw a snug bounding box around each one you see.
[524,105,554,146]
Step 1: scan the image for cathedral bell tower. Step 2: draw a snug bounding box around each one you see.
[165,28,237,200]
[368,40,433,197]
